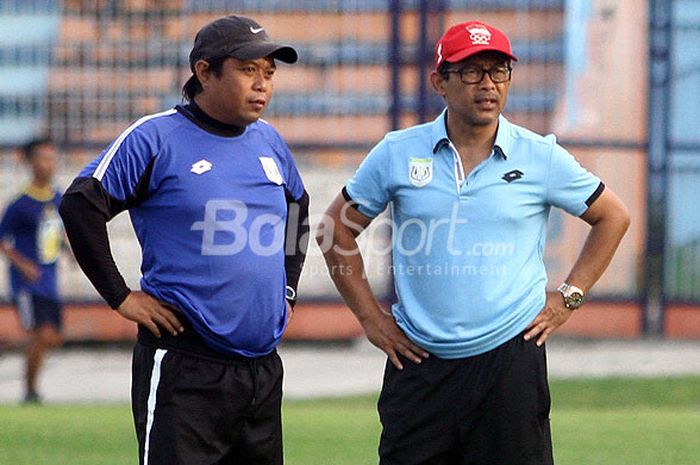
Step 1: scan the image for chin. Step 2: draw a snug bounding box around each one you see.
[237,113,260,126]
[471,116,498,126]
[250,109,266,121]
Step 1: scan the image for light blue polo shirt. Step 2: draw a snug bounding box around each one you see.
[345,109,602,358]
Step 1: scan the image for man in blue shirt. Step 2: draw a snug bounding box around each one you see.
[60,15,308,465]
[0,138,64,404]
[317,20,630,464]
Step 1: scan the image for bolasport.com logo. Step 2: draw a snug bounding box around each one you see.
[189,198,516,262]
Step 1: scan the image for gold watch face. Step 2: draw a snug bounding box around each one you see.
[566,292,584,309]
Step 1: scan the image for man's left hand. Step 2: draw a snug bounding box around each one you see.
[524,291,573,346]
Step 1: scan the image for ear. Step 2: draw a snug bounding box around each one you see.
[430,70,447,97]
[194,59,213,87]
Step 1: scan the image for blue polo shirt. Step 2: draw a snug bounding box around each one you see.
[345,110,602,358]
[77,108,305,357]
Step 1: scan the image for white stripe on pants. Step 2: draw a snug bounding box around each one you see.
[143,349,167,465]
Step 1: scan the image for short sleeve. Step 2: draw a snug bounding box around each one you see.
[344,139,392,218]
[0,201,17,241]
[546,143,602,216]
[79,125,159,202]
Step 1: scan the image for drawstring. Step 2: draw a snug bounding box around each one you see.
[250,359,258,406]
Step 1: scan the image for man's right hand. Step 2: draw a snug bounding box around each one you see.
[362,311,429,370]
[117,291,184,338]
[317,193,430,370]
[17,260,41,283]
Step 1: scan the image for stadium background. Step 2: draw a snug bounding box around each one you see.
[0,0,698,344]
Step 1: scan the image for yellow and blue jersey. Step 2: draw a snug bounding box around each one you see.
[0,186,63,302]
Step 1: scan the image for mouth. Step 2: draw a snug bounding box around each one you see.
[475,96,498,109]
[250,99,267,110]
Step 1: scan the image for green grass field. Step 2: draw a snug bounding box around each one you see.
[1,377,699,465]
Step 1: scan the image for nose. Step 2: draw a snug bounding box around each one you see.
[253,70,271,92]
[477,71,496,89]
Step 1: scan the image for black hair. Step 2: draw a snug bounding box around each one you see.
[181,56,229,102]
[437,61,452,79]
[22,137,53,161]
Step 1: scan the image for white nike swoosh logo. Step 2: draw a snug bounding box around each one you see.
[250,27,264,34]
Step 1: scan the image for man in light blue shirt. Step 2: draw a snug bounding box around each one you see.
[317,20,630,465]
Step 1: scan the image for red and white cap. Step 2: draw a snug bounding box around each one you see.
[435,20,518,68]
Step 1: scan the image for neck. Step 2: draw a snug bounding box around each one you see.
[446,112,498,149]
[26,181,53,201]
[31,178,51,190]
[193,95,243,128]
[187,98,246,137]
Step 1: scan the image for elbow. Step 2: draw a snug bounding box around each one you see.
[314,221,333,256]
[622,211,631,234]
[58,195,77,227]
[313,223,324,247]
[315,213,353,260]
[618,204,631,236]
[59,193,106,237]
[315,206,340,253]
[59,194,92,233]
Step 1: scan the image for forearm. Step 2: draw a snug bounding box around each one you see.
[0,242,34,269]
[316,195,385,324]
[318,192,429,367]
[284,190,310,306]
[322,235,386,324]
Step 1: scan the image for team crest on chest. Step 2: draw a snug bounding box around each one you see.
[259,157,284,185]
[408,157,433,187]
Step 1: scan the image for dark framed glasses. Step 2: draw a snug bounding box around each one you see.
[444,65,512,84]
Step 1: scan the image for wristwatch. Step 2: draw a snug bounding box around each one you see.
[557,282,585,310]
[285,285,297,302]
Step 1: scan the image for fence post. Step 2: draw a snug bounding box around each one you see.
[644,0,672,336]
[417,0,446,124]
[417,0,429,124]
[389,0,402,131]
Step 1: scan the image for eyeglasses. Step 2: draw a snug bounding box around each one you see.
[444,65,512,84]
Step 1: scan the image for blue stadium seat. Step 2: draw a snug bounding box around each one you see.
[0,14,58,45]
[266,90,555,116]
[183,0,416,13]
[446,0,563,10]
[51,37,562,69]
[294,38,562,67]
[46,2,565,147]
[0,7,59,145]
[0,67,50,97]
[183,0,563,13]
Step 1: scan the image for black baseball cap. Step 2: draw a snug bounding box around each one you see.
[188,15,298,71]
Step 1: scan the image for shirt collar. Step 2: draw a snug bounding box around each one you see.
[431,108,451,153]
[24,185,54,202]
[431,108,511,160]
[493,114,511,160]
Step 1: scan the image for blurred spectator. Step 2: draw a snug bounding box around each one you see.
[0,138,64,404]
